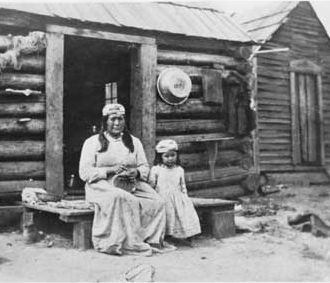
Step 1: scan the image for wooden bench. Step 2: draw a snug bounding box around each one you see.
[22,197,236,250]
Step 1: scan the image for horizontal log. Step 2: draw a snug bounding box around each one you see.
[156,98,222,119]
[5,55,45,74]
[0,73,45,90]
[0,180,45,194]
[157,49,239,67]
[156,119,225,135]
[187,172,249,190]
[0,161,45,180]
[0,102,45,117]
[0,90,45,101]
[158,132,233,144]
[260,164,325,172]
[0,141,45,160]
[188,185,246,199]
[0,118,45,135]
[185,166,247,183]
[180,150,245,169]
[157,64,205,76]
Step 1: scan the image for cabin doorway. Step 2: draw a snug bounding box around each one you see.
[295,73,320,165]
[63,36,131,195]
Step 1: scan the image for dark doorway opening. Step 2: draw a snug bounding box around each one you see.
[63,36,131,196]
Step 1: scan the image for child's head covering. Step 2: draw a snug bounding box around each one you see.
[155,139,178,153]
[102,103,125,116]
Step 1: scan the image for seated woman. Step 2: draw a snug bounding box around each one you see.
[79,103,166,256]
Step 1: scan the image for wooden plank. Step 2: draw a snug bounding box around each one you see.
[0,141,44,160]
[0,118,45,135]
[317,75,325,165]
[46,24,155,45]
[23,202,93,217]
[45,32,64,197]
[157,49,239,67]
[156,119,225,135]
[0,161,44,180]
[0,180,45,194]
[0,73,45,90]
[259,143,291,151]
[130,44,157,164]
[0,102,45,117]
[258,111,290,119]
[258,123,291,131]
[259,158,292,165]
[258,118,290,124]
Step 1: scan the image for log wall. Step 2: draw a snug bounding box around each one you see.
[156,49,255,197]
[256,2,330,172]
[0,33,45,196]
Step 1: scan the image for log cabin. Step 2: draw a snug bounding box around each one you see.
[0,2,258,206]
[239,1,330,185]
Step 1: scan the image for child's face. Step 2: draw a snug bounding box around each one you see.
[161,150,177,167]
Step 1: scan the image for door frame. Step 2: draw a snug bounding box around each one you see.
[289,59,324,166]
[45,24,157,197]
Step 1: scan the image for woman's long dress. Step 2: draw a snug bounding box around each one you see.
[148,165,201,239]
[79,133,166,255]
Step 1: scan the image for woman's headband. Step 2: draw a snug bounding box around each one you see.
[102,103,125,116]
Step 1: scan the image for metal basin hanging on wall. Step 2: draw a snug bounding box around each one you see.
[157,67,192,105]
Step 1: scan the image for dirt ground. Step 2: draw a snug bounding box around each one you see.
[1,185,330,282]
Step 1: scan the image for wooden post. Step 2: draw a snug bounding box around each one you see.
[317,75,325,166]
[73,221,93,250]
[130,44,157,164]
[251,57,260,174]
[45,33,64,197]
[290,71,300,165]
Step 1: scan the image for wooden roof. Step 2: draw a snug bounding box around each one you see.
[235,1,299,43]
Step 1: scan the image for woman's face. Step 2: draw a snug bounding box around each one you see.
[106,114,125,136]
[161,150,177,167]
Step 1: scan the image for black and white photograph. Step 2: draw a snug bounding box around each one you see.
[0,0,330,281]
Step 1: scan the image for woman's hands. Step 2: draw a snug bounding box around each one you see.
[107,166,139,182]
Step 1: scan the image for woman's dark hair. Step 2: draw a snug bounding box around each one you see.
[98,115,134,153]
[153,150,181,166]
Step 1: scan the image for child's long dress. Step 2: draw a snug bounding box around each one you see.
[149,165,201,238]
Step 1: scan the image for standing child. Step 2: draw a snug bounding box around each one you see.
[148,139,201,241]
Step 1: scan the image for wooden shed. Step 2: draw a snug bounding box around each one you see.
[0,2,257,202]
[239,1,330,184]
